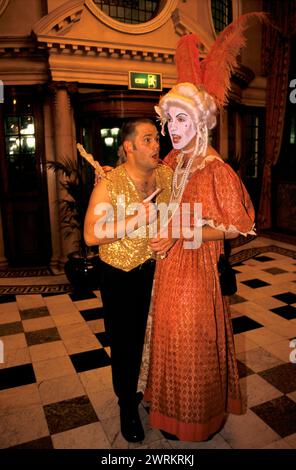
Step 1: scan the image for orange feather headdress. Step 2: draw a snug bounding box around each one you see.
[175,12,267,108]
[155,12,268,140]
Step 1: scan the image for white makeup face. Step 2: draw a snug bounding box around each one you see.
[167,106,197,150]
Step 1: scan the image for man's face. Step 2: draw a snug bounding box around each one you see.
[130,123,160,170]
[167,106,196,150]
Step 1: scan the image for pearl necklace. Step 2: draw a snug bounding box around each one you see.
[171,151,195,203]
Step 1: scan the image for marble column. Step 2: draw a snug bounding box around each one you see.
[49,82,78,267]
[44,95,61,271]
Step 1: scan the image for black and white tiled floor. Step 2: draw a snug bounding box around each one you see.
[0,236,296,449]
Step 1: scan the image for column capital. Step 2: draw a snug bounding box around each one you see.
[48,81,78,95]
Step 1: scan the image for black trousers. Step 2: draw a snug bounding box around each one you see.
[99,258,155,411]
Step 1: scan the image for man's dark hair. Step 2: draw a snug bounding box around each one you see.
[120,118,155,145]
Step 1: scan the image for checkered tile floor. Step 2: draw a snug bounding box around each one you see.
[0,237,296,449]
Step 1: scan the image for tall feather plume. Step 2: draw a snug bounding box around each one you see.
[175,33,203,85]
[200,12,268,107]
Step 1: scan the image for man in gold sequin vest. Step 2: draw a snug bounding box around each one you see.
[84,119,172,443]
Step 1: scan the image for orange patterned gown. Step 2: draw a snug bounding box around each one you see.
[145,151,255,441]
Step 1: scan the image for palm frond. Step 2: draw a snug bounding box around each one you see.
[46,156,94,255]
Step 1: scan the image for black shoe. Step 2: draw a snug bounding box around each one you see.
[136,391,144,404]
[161,430,179,440]
[120,408,145,443]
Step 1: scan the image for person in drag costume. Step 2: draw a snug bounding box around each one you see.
[140,13,266,442]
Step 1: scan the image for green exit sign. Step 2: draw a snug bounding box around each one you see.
[128,71,162,91]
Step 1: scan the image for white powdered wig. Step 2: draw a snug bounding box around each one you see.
[155,82,217,156]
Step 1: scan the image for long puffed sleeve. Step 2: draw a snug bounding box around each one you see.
[195,159,256,236]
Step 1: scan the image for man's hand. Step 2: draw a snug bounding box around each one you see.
[149,232,176,256]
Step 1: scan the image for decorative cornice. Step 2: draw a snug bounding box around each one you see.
[85,0,179,34]
[0,0,9,18]
[33,0,84,36]
[0,37,47,85]
[0,36,40,57]
[35,39,174,64]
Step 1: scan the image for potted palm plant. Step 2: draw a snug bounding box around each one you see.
[47,156,100,292]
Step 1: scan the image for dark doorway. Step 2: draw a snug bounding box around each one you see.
[0,87,51,266]
[241,107,265,213]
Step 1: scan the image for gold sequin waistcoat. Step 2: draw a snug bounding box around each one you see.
[99,164,172,272]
